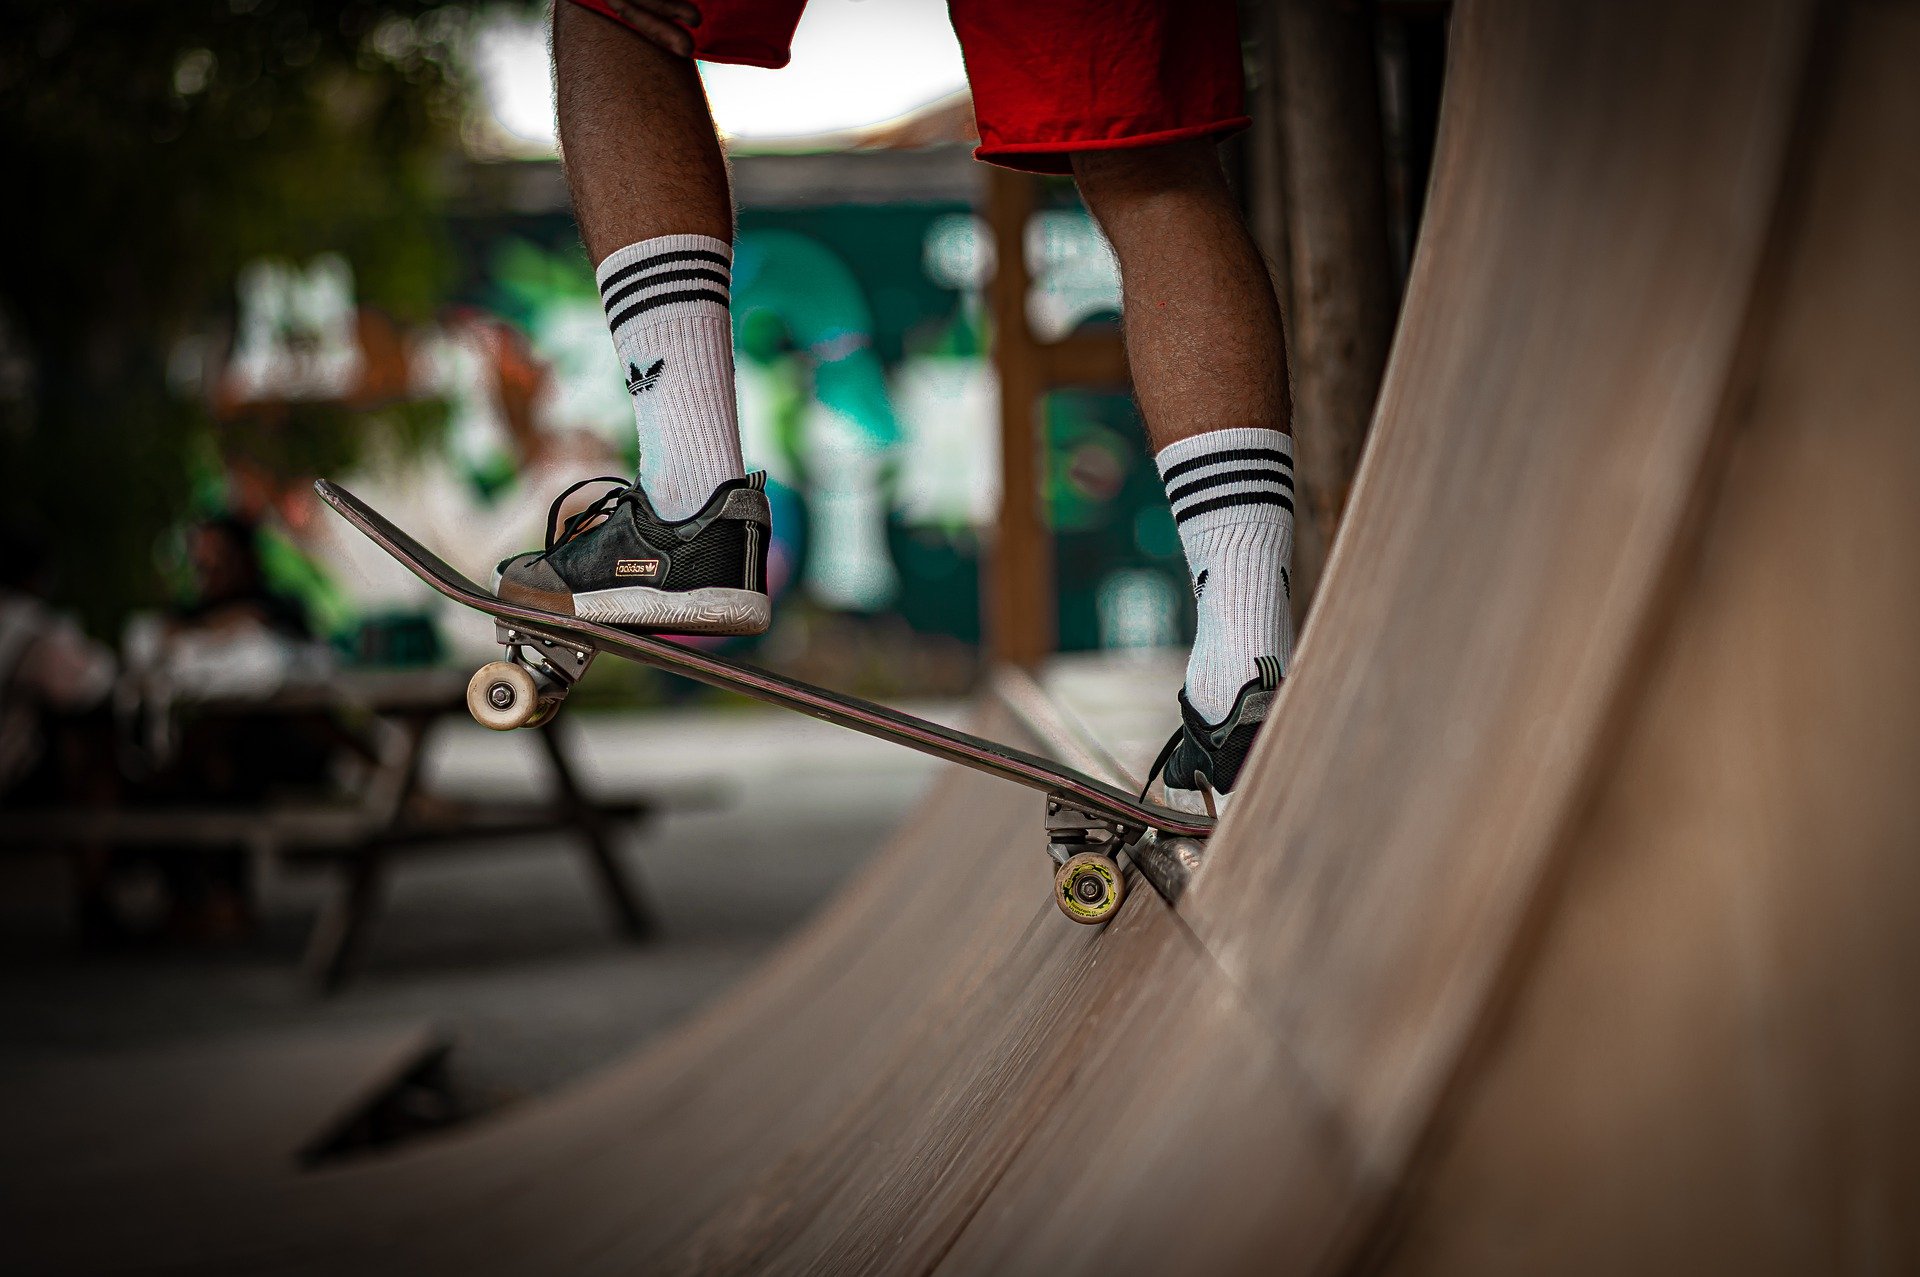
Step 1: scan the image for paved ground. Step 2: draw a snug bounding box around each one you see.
[0,702,953,1108]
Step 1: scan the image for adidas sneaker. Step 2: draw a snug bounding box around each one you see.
[494,474,771,635]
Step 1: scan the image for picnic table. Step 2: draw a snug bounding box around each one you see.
[8,666,666,990]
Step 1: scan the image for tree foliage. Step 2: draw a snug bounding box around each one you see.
[0,0,479,628]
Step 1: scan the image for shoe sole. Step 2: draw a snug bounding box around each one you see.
[1163,786,1233,818]
[572,586,771,634]
[490,568,771,635]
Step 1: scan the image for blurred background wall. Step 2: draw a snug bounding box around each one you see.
[0,0,1236,707]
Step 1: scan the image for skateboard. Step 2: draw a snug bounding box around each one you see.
[316,480,1211,924]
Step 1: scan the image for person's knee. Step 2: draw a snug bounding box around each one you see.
[554,0,689,75]
[553,0,618,86]
[1070,139,1228,216]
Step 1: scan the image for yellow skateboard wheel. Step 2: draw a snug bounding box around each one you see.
[1054,852,1125,924]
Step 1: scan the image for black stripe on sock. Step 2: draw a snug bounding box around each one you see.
[603,268,730,314]
[1160,446,1293,484]
[599,249,730,298]
[1165,467,1294,507]
[1172,490,1294,524]
[607,287,731,332]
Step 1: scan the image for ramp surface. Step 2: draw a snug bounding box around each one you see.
[17,0,1920,1270]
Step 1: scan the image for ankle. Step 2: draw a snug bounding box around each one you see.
[597,234,745,522]
[1158,427,1295,722]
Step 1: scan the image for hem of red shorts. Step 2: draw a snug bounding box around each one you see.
[695,47,791,69]
[561,0,792,68]
[973,117,1254,174]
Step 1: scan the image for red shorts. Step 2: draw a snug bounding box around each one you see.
[566,0,1249,174]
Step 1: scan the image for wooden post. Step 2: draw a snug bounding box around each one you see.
[1248,0,1399,618]
[984,165,1053,668]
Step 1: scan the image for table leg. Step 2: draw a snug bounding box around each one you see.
[303,838,390,992]
[302,713,432,991]
[535,721,658,939]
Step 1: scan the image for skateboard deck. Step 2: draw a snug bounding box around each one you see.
[316,480,1211,921]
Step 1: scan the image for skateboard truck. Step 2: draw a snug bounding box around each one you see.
[1045,797,1210,924]
[1047,797,1144,925]
[466,624,598,731]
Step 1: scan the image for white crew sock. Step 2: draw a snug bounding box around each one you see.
[1155,427,1295,723]
[596,233,744,521]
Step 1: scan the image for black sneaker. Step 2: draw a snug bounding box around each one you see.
[1144,656,1283,815]
[493,474,771,635]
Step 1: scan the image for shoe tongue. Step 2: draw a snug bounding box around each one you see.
[1180,684,1249,735]
[629,472,760,527]
[621,478,666,520]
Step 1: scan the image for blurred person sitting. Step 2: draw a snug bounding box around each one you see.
[122,512,332,733]
[500,0,1293,812]
[0,520,124,941]
[126,514,334,941]
[0,521,117,801]
[174,513,315,643]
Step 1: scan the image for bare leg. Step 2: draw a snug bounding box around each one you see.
[553,1,732,264]
[1072,141,1292,448]
[507,3,757,591]
[1076,140,1294,781]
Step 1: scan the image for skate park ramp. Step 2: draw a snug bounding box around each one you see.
[15,0,1920,1270]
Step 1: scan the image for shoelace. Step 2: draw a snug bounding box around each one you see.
[543,476,635,553]
[1140,727,1188,802]
[1140,669,1284,802]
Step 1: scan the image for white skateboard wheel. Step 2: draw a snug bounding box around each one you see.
[467,661,541,731]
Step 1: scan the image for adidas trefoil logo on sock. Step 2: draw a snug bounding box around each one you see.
[1280,566,1290,599]
[626,358,666,395]
[1193,568,1209,600]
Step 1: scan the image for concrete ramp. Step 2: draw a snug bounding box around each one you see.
[20,0,1920,1270]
